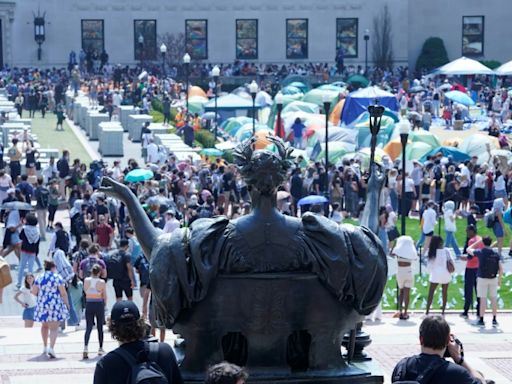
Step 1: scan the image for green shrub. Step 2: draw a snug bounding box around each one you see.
[480,60,502,70]
[415,37,449,72]
[151,98,163,113]
[150,110,164,123]
[195,129,216,148]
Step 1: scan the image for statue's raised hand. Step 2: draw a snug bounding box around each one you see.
[98,177,129,200]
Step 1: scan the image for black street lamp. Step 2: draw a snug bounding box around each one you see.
[183,53,191,113]
[364,29,370,75]
[160,43,167,77]
[399,119,411,235]
[275,93,284,138]
[323,94,332,203]
[33,10,46,61]
[249,80,258,135]
[212,65,220,140]
[367,101,385,177]
[138,34,144,67]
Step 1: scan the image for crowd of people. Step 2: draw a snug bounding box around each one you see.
[0,56,508,384]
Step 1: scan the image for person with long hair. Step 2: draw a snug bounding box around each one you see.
[32,260,70,358]
[425,236,454,316]
[14,273,36,327]
[83,264,107,359]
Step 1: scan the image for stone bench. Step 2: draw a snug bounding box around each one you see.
[99,122,124,157]
[118,105,135,132]
[86,112,109,140]
[127,114,152,142]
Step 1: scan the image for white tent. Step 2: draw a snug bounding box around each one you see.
[495,60,512,76]
[436,56,495,75]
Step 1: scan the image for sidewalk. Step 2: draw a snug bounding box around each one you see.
[0,313,510,384]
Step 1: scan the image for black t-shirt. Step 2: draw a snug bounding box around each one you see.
[95,204,109,218]
[94,341,183,384]
[392,353,480,384]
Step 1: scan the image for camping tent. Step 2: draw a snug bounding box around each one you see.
[340,86,399,126]
[435,56,495,75]
[495,60,512,76]
[204,94,262,121]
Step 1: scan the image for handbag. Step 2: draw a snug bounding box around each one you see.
[0,256,12,288]
[446,251,455,274]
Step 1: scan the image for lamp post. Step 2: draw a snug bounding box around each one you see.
[160,43,167,77]
[212,65,220,140]
[398,119,411,236]
[275,93,284,138]
[138,34,144,67]
[249,80,258,135]
[367,101,385,178]
[364,29,370,76]
[183,53,191,113]
[323,94,332,208]
[34,11,46,61]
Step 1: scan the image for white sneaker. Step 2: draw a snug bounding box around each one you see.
[83,346,88,360]
[98,347,105,356]
[47,347,56,359]
[42,346,48,355]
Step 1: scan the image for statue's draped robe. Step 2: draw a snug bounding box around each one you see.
[150,212,387,328]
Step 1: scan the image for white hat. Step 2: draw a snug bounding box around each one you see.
[392,236,418,261]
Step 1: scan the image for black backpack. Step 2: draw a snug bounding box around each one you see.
[479,249,501,278]
[392,356,448,384]
[36,187,50,209]
[105,250,127,280]
[114,342,168,384]
[55,229,70,254]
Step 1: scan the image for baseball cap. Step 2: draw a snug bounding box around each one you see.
[110,300,140,324]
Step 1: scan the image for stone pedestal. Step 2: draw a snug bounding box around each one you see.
[79,103,90,129]
[99,122,124,156]
[128,114,152,142]
[87,112,109,140]
[119,105,135,132]
[148,123,169,136]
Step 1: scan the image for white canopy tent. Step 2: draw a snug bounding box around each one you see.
[495,60,512,76]
[435,56,495,75]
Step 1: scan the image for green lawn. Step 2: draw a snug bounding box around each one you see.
[344,216,512,246]
[29,111,92,164]
[381,273,512,311]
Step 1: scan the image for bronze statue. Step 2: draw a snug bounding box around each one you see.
[100,136,387,383]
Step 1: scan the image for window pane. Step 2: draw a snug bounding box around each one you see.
[82,20,104,54]
[236,19,257,59]
[336,18,358,58]
[462,16,484,56]
[186,20,208,60]
[286,19,308,59]
[134,20,157,60]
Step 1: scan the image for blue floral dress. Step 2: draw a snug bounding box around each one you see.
[34,271,69,322]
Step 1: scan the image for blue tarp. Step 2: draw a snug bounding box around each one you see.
[340,86,399,126]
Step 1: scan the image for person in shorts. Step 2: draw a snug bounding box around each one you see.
[392,236,418,320]
[111,240,135,302]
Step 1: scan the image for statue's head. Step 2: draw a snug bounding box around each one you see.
[233,135,293,196]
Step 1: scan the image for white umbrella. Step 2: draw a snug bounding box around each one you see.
[495,60,512,76]
[436,56,495,75]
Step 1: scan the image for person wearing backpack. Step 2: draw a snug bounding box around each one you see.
[391,316,484,383]
[48,222,70,257]
[79,244,107,280]
[34,177,50,241]
[467,236,504,327]
[106,239,135,302]
[93,300,183,384]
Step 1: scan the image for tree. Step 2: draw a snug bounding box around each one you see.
[415,37,449,72]
[372,4,394,70]
[158,32,186,66]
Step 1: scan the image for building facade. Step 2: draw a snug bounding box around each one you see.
[0,0,510,70]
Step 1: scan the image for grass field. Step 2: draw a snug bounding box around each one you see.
[343,216,512,310]
[29,111,92,164]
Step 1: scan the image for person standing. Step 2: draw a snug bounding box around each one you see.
[419,201,437,257]
[94,215,114,252]
[57,150,70,198]
[291,117,305,149]
[83,264,107,359]
[16,214,40,289]
[491,198,507,256]
[14,273,36,327]
[460,225,481,319]
[7,138,22,183]
[34,177,49,241]
[14,93,24,117]
[32,260,70,358]
[162,96,171,126]
[93,301,183,384]
[425,236,455,316]
[392,236,418,320]
[108,240,135,302]
[443,200,461,258]
[467,236,504,327]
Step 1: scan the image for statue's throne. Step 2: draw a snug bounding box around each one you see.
[172,273,383,383]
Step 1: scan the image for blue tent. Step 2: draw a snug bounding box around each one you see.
[204,94,262,121]
[419,146,471,163]
[340,86,399,126]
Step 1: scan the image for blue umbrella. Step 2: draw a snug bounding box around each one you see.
[124,169,154,183]
[298,195,328,206]
[200,148,224,157]
[444,90,475,106]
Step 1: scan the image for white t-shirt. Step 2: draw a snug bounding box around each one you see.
[20,286,36,308]
[163,218,180,233]
[422,208,437,234]
[495,175,506,191]
[443,209,456,232]
[146,143,159,164]
[405,177,415,193]
[460,166,471,187]
[474,173,486,189]
[428,248,453,284]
